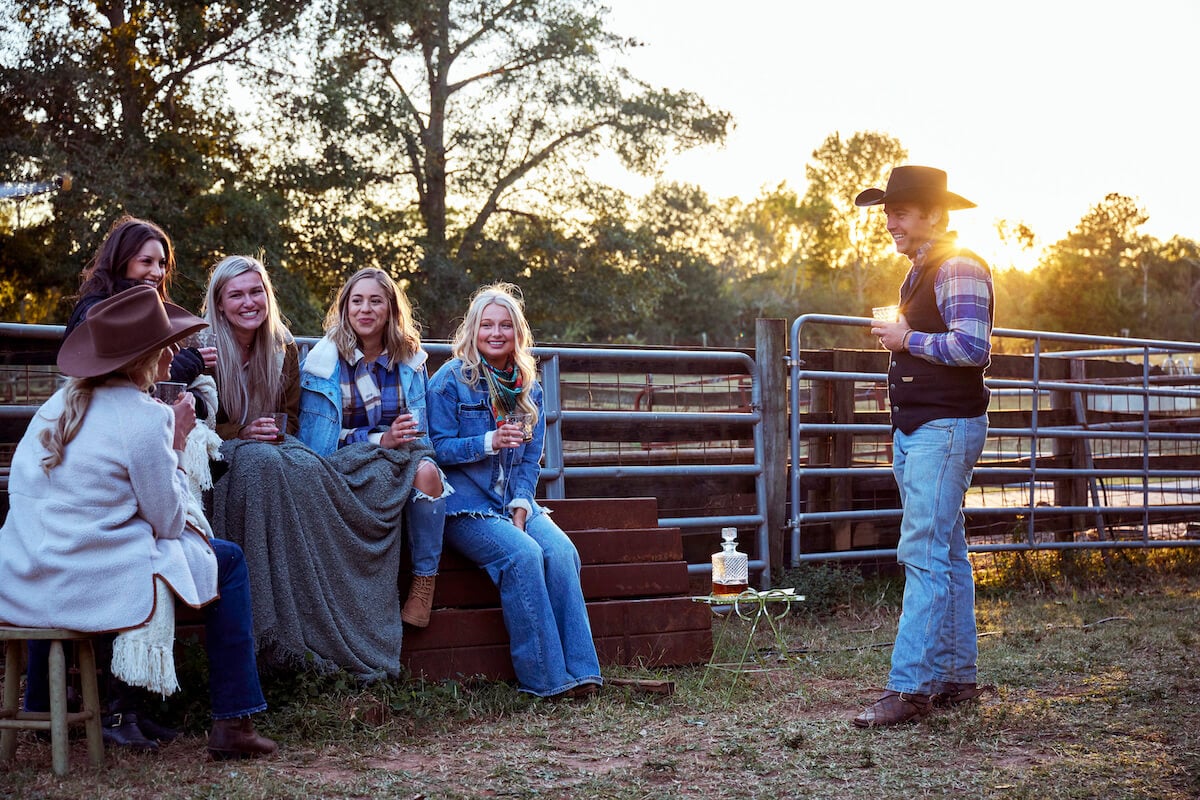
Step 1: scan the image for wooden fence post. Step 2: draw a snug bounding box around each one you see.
[756,318,787,580]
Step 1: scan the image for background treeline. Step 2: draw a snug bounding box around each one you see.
[2,2,1197,349]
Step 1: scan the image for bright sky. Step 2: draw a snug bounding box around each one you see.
[599,0,1200,270]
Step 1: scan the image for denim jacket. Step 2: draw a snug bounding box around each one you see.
[298,336,433,457]
[427,358,545,518]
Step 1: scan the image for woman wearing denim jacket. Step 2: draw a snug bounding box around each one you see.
[298,268,448,627]
[427,283,602,699]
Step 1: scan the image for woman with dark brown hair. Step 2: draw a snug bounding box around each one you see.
[66,216,212,412]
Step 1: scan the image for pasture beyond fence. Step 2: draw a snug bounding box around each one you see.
[2,318,1199,585]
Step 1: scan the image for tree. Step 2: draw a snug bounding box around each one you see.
[449,181,739,345]
[0,1,315,324]
[1134,235,1200,342]
[290,0,731,334]
[1028,194,1151,337]
[802,131,908,309]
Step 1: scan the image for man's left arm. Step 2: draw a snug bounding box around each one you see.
[906,256,993,367]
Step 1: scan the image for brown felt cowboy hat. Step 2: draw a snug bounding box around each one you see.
[854,165,975,210]
[57,284,207,378]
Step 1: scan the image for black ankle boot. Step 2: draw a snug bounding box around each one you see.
[136,714,182,744]
[101,711,159,751]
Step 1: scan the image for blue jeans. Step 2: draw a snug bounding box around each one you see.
[208,538,268,719]
[444,511,601,696]
[406,487,447,577]
[24,538,266,719]
[887,414,988,695]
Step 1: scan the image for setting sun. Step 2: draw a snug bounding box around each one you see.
[600,0,1199,271]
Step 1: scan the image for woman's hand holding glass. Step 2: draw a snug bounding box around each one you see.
[380,409,422,448]
[495,418,526,449]
[197,346,218,372]
[169,391,196,450]
[239,414,283,443]
[187,330,218,374]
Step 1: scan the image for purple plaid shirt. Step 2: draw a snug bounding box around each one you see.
[905,239,993,368]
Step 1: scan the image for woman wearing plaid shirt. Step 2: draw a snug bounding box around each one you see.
[298,268,449,628]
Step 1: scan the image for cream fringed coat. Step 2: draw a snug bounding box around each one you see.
[0,379,218,632]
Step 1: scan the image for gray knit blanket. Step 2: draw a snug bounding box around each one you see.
[212,438,433,680]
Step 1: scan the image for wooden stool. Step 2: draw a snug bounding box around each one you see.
[0,626,103,775]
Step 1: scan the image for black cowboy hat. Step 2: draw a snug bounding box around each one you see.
[854,165,975,210]
[57,285,207,378]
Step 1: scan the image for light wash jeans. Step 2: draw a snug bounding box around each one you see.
[406,486,447,577]
[887,414,988,695]
[443,510,601,697]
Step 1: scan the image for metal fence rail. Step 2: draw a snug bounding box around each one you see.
[10,314,1200,578]
[0,325,768,586]
[788,314,1200,564]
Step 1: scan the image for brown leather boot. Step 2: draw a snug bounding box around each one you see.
[853,690,932,728]
[931,681,992,707]
[207,717,278,761]
[401,574,437,628]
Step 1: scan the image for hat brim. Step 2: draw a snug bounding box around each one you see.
[57,302,207,378]
[854,187,975,210]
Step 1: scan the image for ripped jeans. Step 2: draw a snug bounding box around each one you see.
[405,487,447,577]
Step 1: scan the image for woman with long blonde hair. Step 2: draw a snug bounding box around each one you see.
[201,255,298,441]
[427,283,601,698]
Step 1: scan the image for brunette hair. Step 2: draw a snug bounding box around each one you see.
[324,268,422,363]
[914,200,950,233]
[77,216,175,300]
[450,282,538,424]
[38,348,162,473]
[201,255,292,426]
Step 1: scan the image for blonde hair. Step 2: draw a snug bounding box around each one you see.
[324,268,421,363]
[451,282,538,424]
[39,349,162,473]
[201,255,292,425]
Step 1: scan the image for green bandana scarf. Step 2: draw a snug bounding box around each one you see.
[482,361,523,423]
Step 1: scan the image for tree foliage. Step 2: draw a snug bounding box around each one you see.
[1028,193,1150,336]
[0,1,317,324]
[803,131,909,308]
[1,0,1197,350]
[287,0,732,334]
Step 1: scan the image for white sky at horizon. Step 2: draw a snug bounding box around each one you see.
[596,0,1200,271]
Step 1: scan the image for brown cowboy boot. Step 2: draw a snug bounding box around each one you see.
[401,574,437,628]
[853,690,932,728]
[930,681,992,707]
[207,717,278,760]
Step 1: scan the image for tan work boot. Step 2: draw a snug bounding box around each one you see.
[401,574,437,627]
[207,717,278,760]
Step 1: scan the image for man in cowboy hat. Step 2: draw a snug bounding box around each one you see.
[852,165,995,728]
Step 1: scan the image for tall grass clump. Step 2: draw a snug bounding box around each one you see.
[774,562,865,615]
[975,546,1200,595]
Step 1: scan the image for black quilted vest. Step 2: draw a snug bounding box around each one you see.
[888,236,993,434]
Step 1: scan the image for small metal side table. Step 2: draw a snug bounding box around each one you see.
[693,588,805,694]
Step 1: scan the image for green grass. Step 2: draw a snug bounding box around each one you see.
[4,550,1199,799]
